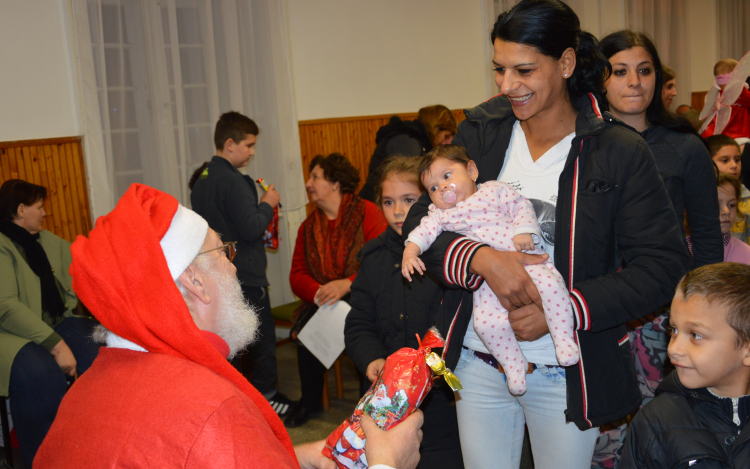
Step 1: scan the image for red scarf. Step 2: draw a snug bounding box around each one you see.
[304,193,366,284]
[70,184,297,464]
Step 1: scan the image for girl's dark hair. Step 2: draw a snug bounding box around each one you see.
[374,156,421,206]
[309,152,360,194]
[599,30,696,135]
[491,0,610,104]
[0,179,47,223]
[417,145,473,190]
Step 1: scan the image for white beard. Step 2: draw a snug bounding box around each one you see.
[204,262,260,360]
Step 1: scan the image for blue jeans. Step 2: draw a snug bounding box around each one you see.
[9,317,101,468]
[454,347,598,469]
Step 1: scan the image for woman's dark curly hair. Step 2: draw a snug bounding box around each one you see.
[309,153,360,194]
[0,179,47,223]
[599,30,696,136]
[491,0,611,104]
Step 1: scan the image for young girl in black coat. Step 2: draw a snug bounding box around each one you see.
[344,156,463,468]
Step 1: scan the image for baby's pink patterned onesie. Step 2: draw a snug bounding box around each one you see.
[406,180,578,395]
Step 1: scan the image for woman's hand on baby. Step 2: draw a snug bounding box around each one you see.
[469,247,548,312]
[509,303,550,341]
[512,233,535,252]
[314,278,352,306]
[366,358,386,382]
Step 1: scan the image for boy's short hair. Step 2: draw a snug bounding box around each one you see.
[714,58,738,76]
[374,156,421,206]
[706,134,741,157]
[214,111,260,150]
[417,145,472,189]
[677,263,750,348]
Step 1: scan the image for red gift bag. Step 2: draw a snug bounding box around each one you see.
[322,328,461,468]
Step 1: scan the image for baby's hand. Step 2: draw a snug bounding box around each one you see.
[513,233,535,252]
[401,242,425,282]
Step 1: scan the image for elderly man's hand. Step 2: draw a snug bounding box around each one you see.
[294,440,336,469]
[361,410,424,469]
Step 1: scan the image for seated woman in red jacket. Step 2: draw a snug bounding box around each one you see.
[287,153,387,428]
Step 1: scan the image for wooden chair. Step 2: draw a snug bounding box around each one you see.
[1,396,13,468]
[322,355,345,411]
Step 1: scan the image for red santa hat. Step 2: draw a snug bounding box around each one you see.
[70,184,297,463]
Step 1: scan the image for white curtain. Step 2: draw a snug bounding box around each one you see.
[717,0,750,62]
[69,0,306,306]
[625,0,691,110]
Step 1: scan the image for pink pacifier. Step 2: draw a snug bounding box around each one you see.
[438,183,463,205]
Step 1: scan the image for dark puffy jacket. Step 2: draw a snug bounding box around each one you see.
[345,226,445,373]
[402,93,691,430]
[640,124,722,269]
[621,372,750,469]
[358,116,432,202]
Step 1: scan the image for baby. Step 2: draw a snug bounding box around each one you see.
[402,145,578,394]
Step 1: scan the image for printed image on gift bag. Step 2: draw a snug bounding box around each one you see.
[256,178,279,249]
[321,328,461,469]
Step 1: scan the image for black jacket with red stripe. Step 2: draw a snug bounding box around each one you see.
[402,93,691,430]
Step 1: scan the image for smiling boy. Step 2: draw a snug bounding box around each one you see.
[620,263,750,468]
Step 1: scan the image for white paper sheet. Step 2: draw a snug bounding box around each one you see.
[297,300,351,369]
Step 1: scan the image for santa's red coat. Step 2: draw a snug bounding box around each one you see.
[35,347,298,468]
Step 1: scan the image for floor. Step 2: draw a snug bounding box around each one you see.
[275,340,363,445]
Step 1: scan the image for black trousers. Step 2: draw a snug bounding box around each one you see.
[296,343,327,411]
[231,284,277,397]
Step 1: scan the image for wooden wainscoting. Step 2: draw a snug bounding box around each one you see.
[298,110,466,190]
[691,91,707,113]
[0,137,91,242]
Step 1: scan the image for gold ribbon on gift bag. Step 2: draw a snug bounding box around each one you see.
[425,352,463,391]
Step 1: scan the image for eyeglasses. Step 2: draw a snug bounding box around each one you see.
[197,241,237,262]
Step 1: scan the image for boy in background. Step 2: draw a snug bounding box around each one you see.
[191,111,293,417]
[620,263,750,468]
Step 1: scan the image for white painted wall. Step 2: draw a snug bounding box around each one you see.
[286,0,492,121]
[0,0,80,142]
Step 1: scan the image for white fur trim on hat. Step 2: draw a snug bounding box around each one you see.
[735,137,750,147]
[160,204,209,280]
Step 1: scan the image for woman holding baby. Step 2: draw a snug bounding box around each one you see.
[402,1,690,468]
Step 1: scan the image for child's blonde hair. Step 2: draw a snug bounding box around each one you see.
[677,262,750,347]
[714,58,738,76]
[374,156,422,206]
